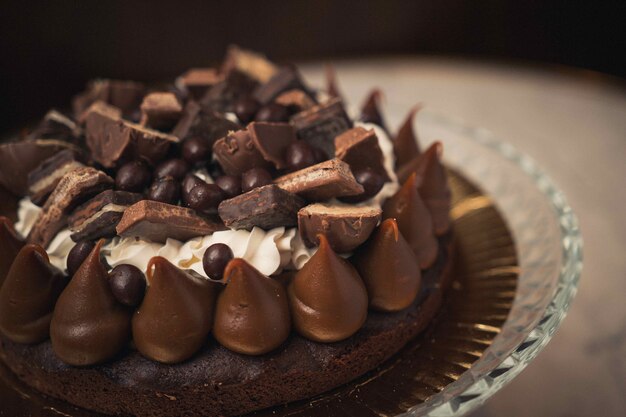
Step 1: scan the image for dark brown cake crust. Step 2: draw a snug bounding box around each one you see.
[0,236,452,417]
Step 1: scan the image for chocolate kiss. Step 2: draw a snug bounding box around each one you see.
[288,234,368,343]
[382,173,438,269]
[133,257,216,364]
[50,240,132,366]
[352,219,422,312]
[0,244,67,344]
[325,64,343,101]
[0,216,24,288]
[359,89,387,132]
[214,259,290,355]
[393,105,422,169]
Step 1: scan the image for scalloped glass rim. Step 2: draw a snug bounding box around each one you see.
[401,110,583,416]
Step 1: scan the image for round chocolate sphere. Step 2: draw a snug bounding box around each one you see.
[285,141,317,172]
[148,176,181,205]
[241,168,272,193]
[202,243,234,280]
[186,183,225,213]
[109,264,146,307]
[67,241,95,276]
[182,174,205,201]
[234,96,260,125]
[215,175,242,198]
[155,158,189,181]
[339,167,385,203]
[182,137,211,165]
[255,103,290,123]
[115,161,152,192]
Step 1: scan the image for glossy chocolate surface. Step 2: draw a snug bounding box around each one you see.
[0,217,24,288]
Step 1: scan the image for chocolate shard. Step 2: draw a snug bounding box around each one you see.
[254,66,312,105]
[172,101,241,146]
[393,105,422,169]
[77,100,122,125]
[116,200,226,243]
[200,70,258,113]
[334,126,391,182]
[27,149,85,206]
[275,89,316,112]
[214,259,290,355]
[0,217,25,288]
[50,240,132,366]
[85,105,179,168]
[359,89,387,133]
[274,158,364,201]
[28,109,82,142]
[69,190,143,242]
[352,218,422,312]
[28,167,114,248]
[0,244,67,344]
[139,92,183,130]
[298,204,381,253]
[178,68,223,100]
[382,173,438,269]
[72,79,145,119]
[290,97,352,158]
[325,64,344,101]
[218,184,305,231]
[212,129,272,176]
[248,122,296,170]
[221,45,279,83]
[0,139,78,196]
[133,257,217,364]
[288,234,368,343]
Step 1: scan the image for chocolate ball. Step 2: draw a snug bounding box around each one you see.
[155,158,189,181]
[109,264,146,307]
[241,168,272,193]
[285,141,317,172]
[182,137,211,165]
[255,103,290,122]
[67,241,95,276]
[182,174,205,197]
[115,161,152,192]
[234,96,260,125]
[148,176,181,204]
[203,243,234,280]
[215,175,242,198]
[186,183,225,213]
[339,167,385,204]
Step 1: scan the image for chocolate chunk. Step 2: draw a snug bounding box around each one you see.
[200,70,258,113]
[68,190,143,242]
[27,149,85,206]
[254,66,312,105]
[178,68,223,100]
[140,92,183,130]
[85,105,179,168]
[275,89,316,112]
[72,79,145,119]
[274,158,364,201]
[77,100,122,125]
[218,184,305,231]
[359,89,387,133]
[248,122,296,169]
[172,101,240,146]
[255,103,290,122]
[27,167,114,248]
[116,200,226,243]
[212,129,272,176]
[298,204,381,253]
[28,109,82,142]
[0,139,78,196]
[222,45,279,83]
[290,97,352,158]
[335,126,390,182]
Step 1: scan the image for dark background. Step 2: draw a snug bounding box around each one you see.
[1,0,624,133]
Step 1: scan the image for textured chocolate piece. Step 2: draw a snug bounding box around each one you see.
[139,92,183,130]
[393,105,422,169]
[133,257,217,364]
[0,244,67,344]
[212,129,272,176]
[254,66,311,105]
[248,121,296,169]
[298,204,381,253]
[275,89,316,112]
[77,100,122,124]
[335,126,391,181]
[0,139,77,196]
[172,101,240,146]
[68,190,143,242]
[290,97,352,157]
[200,70,258,113]
[0,217,24,288]
[359,89,387,132]
[218,184,305,231]
[221,45,279,83]
[274,158,364,201]
[72,79,145,118]
[214,259,291,355]
[116,200,226,243]
[27,149,85,206]
[178,68,223,99]
[28,109,82,142]
[27,167,114,248]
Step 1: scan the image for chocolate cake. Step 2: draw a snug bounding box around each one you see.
[0,46,454,417]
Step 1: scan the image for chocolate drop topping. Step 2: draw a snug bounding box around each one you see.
[288,234,368,343]
[0,217,24,288]
[214,259,291,355]
[393,105,422,169]
[416,142,452,235]
[132,257,217,364]
[325,64,343,101]
[359,89,387,133]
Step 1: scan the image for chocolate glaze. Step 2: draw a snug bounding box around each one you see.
[50,240,132,366]
[288,234,368,342]
[352,219,422,312]
[0,244,67,344]
[214,259,291,355]
[382,173,438,269]
[0,217,24,288]
[393,105,422,168]
[133,257,217,364]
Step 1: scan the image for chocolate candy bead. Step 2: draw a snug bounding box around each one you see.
[202,243,233,280]
[155,158,189,181]
[339,167,384,204]
[285,141,317,172]
[109,264,146,307]
[182,174,205,197]
[67,241,95,276]
[234,96,260,124]
[182,137,211,165]
[215,175,242,198]
[241,168,272,193]
[115,161,152,193]
[148,176,181,205]
[255,103,290,122]
[186,183,225,213]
